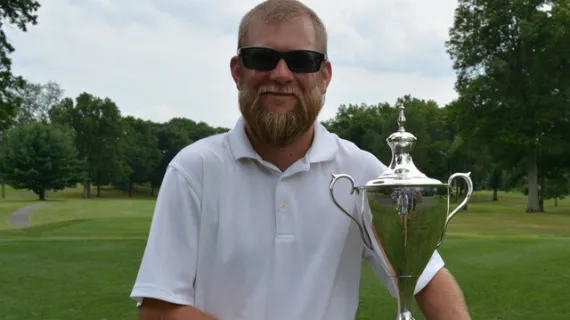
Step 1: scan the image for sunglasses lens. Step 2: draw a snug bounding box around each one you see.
[285,51,324,73]
[239,47,325,73]
[241,48,279,71]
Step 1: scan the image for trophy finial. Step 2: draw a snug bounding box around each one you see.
[397,104,406,132]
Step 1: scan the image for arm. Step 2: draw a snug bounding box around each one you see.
[130,165,213,319]
[415,268,471,320]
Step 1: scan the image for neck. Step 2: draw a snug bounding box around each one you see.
[245,124,315,172]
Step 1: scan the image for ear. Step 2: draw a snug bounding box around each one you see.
[320,60,332,94]
[230,56,241,89]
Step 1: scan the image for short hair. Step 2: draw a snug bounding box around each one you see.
[237,0,328,54]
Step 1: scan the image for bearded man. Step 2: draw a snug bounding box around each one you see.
[130,1,471,319]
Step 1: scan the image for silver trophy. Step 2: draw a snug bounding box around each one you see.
[329,105,473,320]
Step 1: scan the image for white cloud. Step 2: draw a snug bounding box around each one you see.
[5,0,460,129]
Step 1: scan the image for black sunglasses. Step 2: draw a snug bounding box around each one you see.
[237,46,327,74]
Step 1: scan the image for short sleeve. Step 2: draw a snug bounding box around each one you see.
[359,153,445,296]
[362,236,445,297]
[130,165,201,307]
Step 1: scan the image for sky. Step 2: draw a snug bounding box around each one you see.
[5,0,460,129]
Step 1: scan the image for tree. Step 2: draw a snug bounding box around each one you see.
[322,96,455,183]
[445,0,570,212]
[145,118,229,196]
[49,92,126,198]
[122,116,160,197]
[148,121,192,196]
[0,0,41,130]
[0,122,81,200]
[168,117,229,142]
[14,80,63,124]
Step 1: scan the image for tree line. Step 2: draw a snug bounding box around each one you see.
[0,0,569,213]
[0,82,229,199]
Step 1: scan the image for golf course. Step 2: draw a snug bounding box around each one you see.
[1,186,568,320]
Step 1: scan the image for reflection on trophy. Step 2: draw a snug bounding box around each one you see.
[329,105,473,320]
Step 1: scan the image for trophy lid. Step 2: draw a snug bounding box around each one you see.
[365,104,443,187]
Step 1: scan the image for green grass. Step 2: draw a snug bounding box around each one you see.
[0,189,569,319]
[1,184,27,197]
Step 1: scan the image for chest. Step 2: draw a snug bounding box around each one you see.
[199,160,362,263]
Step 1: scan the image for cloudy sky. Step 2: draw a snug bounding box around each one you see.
[6,0,459,129]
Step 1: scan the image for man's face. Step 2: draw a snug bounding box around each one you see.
[230,17,332,147]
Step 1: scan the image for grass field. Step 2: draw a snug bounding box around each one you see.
[1,187,569,319]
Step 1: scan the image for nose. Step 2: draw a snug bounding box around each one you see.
[268,59,294,84]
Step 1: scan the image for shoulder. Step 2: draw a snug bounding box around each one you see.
[168,132,231,190]
[330,133,388,180]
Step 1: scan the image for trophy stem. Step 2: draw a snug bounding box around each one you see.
[395,275,417,320]
[396,308,415,320]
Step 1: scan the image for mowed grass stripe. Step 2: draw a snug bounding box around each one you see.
[0,236,148,242]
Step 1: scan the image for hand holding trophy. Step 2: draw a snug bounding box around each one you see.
[329,105,473,320]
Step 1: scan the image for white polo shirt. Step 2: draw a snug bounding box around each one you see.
[130,117,444,320]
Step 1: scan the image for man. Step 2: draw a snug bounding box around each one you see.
[130,1,471,319]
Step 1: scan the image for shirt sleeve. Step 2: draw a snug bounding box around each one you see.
[359,153,445,296]
[130,164,201,307]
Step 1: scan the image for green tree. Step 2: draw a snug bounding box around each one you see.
[49,93,126,198]
[0,122,81,200]
[148,121,192,196]
[322,102,389,160]
[14,80,63,124]
[0,0,41,131]
[168,117,229,142]
[146,118,228,196]
[122,116,161,197]
[323,96,454,184]
[446,0,570,212]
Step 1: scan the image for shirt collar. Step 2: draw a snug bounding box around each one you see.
[227,116,338,164]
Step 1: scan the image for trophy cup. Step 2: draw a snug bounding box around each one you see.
[329,105,473,320]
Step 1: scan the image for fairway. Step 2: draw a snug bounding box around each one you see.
[1,188,569,320]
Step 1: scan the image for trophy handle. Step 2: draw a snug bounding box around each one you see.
[329,174,373,250]
[436,172,474,248]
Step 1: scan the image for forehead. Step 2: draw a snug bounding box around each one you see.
[246,17,317,51]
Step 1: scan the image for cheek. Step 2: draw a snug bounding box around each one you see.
[295,74,323,93]
[241,71,268,89]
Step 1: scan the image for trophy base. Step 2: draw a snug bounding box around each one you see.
[396,310,414,320]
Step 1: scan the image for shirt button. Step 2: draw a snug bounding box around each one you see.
[281,202,288,210]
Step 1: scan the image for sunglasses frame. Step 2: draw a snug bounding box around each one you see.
[237,46,328,74]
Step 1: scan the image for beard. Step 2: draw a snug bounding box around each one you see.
[239,82,323,148]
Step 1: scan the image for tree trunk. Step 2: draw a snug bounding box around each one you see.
[526,148,540,213]
[1,182,5,199]
[97,184,101,197]
[39,188,46,201]
[83,180,92,199]
[463,183,468,211]
[462,162,468,210]
[128,182,134,197]
[491,168,500,201]
[539,175,545,212]
[151,186,156,197]
[555,198,558,207]
[454,179,459,203]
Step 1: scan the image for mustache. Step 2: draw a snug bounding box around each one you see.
[257,84,301,97]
